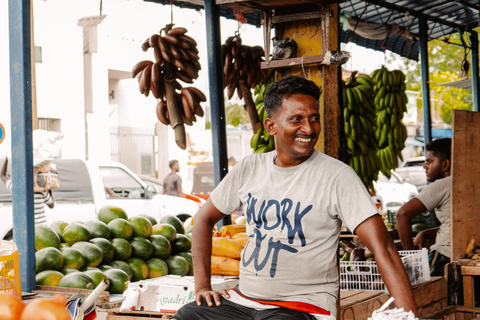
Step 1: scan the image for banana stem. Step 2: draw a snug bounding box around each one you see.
[239,79,261,132]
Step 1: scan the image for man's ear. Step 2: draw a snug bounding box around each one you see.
[442,159,451,174]
[264,117,275,136]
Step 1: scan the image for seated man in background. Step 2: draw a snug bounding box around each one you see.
[396,138,451,276]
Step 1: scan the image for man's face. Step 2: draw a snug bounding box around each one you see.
[172,162,180,173]
[266,93,320,167]
[423,150,445,182]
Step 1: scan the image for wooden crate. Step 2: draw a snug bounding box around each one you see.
[421,306,480,320]
[412,277,448,317]
[31,285,110,307]
[340,290,390,320]
[106,309,175,320]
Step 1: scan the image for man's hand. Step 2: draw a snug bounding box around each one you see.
[195,287,230,307]
[396,198,427,250]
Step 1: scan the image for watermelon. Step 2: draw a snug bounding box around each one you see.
[176,252,193,275]
[149,235,171,260]
[49,221,68,243]
[84,220,111,240]
[71,241,103,267]
[108,218,133,240]
[63,223,91,246]
[60,243,70,248]
[98,206,128,224]
[60,268,82,275]
[60,247,86,270]
[58,272,95,290]
[35,225,61,250]
[130,237,153,261]
[129,217,153,238]
[111,238,132,261]
[104,268,129,294]
[109,260,133,280]
[146,258,168,278]
[139,214,157,226]
[152,224,177,242]
[85,270,109,290]
[90,238,115,265]
[82,266,102,272]
[171,234,192,255]
[159,215,185,234]
[412,223,428,236]
[36,270,64,286]
[165,256,189,276]
[36,247,64,273]
[126,258,149,282]
[97,265,113,272]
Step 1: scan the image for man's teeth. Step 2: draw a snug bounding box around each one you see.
[296,137,311,142]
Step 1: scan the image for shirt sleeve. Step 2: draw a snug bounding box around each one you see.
[415,179,448,211]
[333,166,379,234]
[209,164,242,215]
[43,191,54,206]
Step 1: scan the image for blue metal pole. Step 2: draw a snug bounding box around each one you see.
[204,0,230,227]
[470,31,479,112]
[419,14,432,145]
[8,0,36,292]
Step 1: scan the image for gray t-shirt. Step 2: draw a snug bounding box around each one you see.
[163,172,182,196]
[415,176,451,258]
[210,150,378,317]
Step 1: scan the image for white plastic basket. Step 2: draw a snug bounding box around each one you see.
[340,248,430,292]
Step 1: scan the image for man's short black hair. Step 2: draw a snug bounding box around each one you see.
[169,160,178,168]
[426,138,451,162]
[264,75,322,117]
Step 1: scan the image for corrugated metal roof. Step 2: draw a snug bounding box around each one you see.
[144,0,479,61]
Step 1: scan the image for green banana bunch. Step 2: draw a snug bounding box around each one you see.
[343,71,381,191]
[371,66,408,177]
[251,69,275,153]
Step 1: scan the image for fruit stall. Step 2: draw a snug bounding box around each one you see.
[3,0,480,319]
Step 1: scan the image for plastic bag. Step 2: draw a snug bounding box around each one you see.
[33,129,64,166]
[322,51,351,66]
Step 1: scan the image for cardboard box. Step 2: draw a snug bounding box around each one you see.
[136,275,239,313]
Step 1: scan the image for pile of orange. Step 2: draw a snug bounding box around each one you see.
[0,293,70,320]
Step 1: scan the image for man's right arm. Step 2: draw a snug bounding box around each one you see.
[396,198,427,250]
[192,198,229,307]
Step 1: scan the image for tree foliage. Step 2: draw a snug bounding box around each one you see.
[225,104,251,127]
[388,31,474,124]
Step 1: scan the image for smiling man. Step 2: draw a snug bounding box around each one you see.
[171,76,417,320]
[396,138,451,276]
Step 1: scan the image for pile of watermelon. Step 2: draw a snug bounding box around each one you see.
[34,205,193,294]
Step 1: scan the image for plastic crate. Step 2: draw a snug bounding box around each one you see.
[0,251,21,297]
[340,248,430,292]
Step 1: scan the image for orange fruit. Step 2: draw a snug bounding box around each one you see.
[20,294,69,320]
[0,293,25,320]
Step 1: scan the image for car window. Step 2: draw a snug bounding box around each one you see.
[99,167,145,199]
[404,161,424,167]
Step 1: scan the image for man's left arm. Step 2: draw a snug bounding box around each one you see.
[355,215,418,315]
[176,176,186,197]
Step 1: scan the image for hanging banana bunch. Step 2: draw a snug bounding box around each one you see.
[250,69,275,154]
[371,66,408,177]
[132,24,206,150]
[222,35,266,133]
[343,72,381,191]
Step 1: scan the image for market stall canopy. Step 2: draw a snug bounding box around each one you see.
[440,78,473,90]
[145,0,480,61]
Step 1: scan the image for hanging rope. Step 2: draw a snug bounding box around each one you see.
[100,0,103,16]
[170,0,174,25]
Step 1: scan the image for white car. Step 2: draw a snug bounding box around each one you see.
[395,156,427,191]
[374,171,419,213]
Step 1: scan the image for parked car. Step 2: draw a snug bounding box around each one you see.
[374,171,419,213]
[0,159,201,240]
[395,156,427,191]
